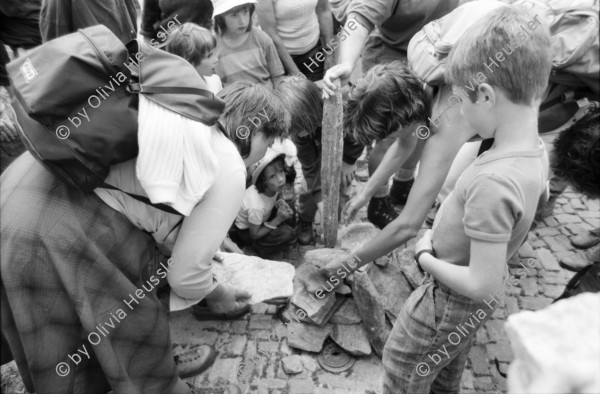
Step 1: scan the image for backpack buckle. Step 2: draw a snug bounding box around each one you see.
[126,83,143,93]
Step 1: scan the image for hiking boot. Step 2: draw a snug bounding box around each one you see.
[172,343,217,378]
[297,220,315,245]
[367,196,399,229]
[389,178,414,206]
[559,245,599,272]
[571,229,600,249]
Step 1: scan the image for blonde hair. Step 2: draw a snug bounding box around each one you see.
[446,5,552,105]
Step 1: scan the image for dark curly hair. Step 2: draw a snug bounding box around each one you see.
[343,61,430,146]
[552,116,600,199]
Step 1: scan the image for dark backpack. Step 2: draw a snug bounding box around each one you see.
[7,25,225,213]
[555,263,600,302]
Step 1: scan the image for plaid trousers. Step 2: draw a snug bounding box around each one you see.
[1,154,178,394]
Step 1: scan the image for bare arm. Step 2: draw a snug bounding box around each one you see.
[255,0,301,75]
[316,0,334,50]
[321,12,370,95]
[343,130,420,221]
[420,238,507,302]
[353,122,476,266]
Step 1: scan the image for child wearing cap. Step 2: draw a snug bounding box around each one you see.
[229,150,297,259]
[213,0,285,88]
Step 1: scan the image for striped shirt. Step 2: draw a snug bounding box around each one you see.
[216,29,284,88]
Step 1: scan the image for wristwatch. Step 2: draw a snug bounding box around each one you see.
[414,249,433,274]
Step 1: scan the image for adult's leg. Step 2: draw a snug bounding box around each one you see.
[536,129,568,221]
[1,154,181,394]
[362,35,415,226]
[292,133,321,244]
[253,224,297,258]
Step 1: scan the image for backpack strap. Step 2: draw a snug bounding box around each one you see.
[126,83,216,98]
[100,183,183,216]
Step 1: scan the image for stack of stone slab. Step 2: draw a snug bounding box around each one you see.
[284,223,425,357]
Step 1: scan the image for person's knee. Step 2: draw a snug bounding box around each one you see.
[280,225,297,243]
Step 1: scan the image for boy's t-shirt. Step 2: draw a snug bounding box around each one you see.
[432,139,548,266]
[235,185,279,230]
[216,29,285,88]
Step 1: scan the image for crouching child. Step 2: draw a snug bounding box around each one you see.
[229,150,297,259]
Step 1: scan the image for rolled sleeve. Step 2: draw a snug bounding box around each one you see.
[463,174,523,243]
[347,0,398,29]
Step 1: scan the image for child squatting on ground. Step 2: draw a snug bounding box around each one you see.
[380,6,553,393]
[213,0,285,89]
[165,23,223,94]
[229,149,297,259]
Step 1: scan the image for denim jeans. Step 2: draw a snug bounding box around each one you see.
[382,275,497,394]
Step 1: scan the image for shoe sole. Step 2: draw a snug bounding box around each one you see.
[178,346,217,378]
[558,260,588,273]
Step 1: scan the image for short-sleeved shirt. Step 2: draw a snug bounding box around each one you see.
[235,185,279,229]
[216,29,285,88]
[347,0,459,51]
[272,0,319,55]
[431,139,548,267]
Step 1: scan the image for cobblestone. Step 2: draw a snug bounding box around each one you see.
[535,248,561,271]
[1,167,594,394]
[555,214,582,224]
[544,234,572,252]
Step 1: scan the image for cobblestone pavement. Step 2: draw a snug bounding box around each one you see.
[1,167,598,394]
[167,186,596,394]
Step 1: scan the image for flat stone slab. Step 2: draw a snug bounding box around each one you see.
[352,270,389,356]
[282,355,304,374]
[212,253,295,304]
[287,321,333,353]
[331,324,372,356]
[505,292,600,393]
[330,298,362,325]
[291,249,352,325]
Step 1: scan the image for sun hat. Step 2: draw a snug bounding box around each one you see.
[212,0,258,17]
[251,149,286,186]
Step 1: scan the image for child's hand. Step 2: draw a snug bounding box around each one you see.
[275,200,293,221]
[415,229,433,255]
[275,209,292,222]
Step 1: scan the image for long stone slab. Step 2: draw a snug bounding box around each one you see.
[212,253,295,304]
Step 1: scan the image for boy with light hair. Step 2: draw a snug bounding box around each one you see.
[379,6,553,392]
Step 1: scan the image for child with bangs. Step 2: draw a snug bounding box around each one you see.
[165,23,222,94]
[213,0,284,88]
[229,149,297,259]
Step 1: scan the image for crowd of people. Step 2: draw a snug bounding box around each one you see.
[1,0,598,393]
